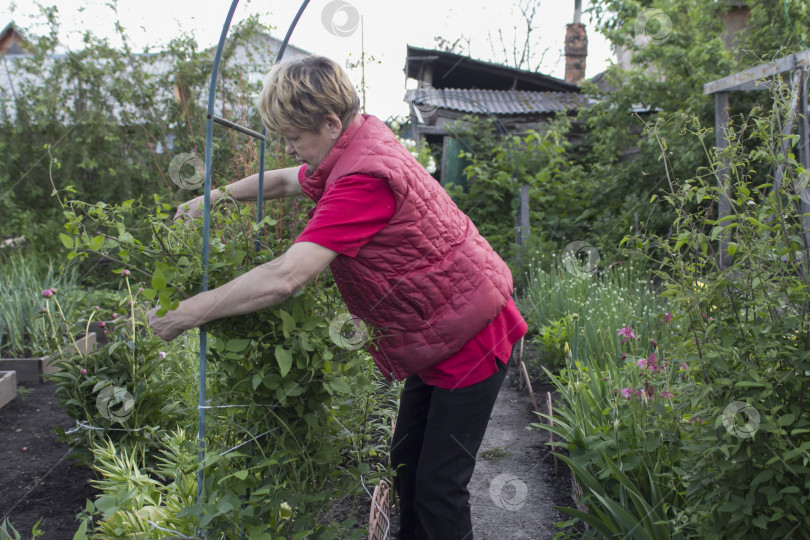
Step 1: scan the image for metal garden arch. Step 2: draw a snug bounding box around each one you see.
[195,0,311,507]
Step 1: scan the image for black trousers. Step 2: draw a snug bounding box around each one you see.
[390,360,508,540]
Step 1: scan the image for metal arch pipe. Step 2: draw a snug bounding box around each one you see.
[198,0,312,516]
[257,0,312,244]
[198,0,240,507]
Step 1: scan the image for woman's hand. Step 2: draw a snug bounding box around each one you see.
[148,305,190,341]
[174,196,204,223]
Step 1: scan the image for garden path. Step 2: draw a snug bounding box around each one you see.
[468,365,569,539]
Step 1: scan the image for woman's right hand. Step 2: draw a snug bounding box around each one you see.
[174,196,204,223]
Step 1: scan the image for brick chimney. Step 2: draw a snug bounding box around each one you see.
[564,0,587,85]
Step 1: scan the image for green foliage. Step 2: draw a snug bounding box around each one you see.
[446,115,591,268]
[447,0,808,279]
[52,187,389,537]
[535,76,810,539]
[523,261,664,372]
[631,91,810,538]
[41,273,190,462]
[0,8,284,254]
[0,253,81,357]
[84,430,197,539]
[0,519,43,540]
[531,316,571,375]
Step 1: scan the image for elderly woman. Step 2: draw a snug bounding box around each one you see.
[149,55,526,540]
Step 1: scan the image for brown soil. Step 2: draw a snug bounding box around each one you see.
[0,382,96,539]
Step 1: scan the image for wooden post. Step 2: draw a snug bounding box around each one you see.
[798,68,810,249]
[546,391,558,475]
[520,184,530,246]
[715,92,733,270]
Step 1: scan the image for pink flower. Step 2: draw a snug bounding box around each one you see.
[93,306,100,310]
[664,312,672,324]
[621,387,634,399]
[617,326,638,345]
[80,368,87,375]
[636,358,646,368]
[646,352,659,373]
[98,321,106,328]
[621,353,627,361]
[159,351,166,359]
[41,289,53,298]
[680,362,688,370]
[103,330,108,335]
[650,339,657,349]
[661,390,674,399]
[112,313,118,319]
[121,269,131,277]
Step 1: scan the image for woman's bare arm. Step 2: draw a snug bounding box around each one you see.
[147,241,338,340]
[175,166,303,220]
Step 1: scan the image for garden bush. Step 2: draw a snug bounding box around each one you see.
[44,185,395,538]
[532,82,810,539]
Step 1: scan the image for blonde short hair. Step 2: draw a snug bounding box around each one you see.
[257,56,359,134]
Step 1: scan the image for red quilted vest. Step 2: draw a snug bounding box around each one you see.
[299,114,513,379]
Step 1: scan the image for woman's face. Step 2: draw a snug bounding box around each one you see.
[282,116,342,172]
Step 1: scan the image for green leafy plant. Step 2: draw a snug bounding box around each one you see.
[0,254,80,358]
[0,519,43,540]
[52,190,388,538]
[535,73,810,539]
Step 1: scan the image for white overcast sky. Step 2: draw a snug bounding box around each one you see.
[1,0,614,120]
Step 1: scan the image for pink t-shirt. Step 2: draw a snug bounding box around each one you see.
[295,167,527,389]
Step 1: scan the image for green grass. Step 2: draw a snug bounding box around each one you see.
[0,253,81,357]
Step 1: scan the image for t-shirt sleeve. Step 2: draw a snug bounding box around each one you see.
[294,174,396,257]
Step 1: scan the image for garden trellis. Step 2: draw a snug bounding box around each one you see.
[195,0,310,513]
[704,50,810,270]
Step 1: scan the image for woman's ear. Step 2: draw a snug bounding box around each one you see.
[324,114,343,139]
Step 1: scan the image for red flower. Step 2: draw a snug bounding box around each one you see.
[664,312,672,324]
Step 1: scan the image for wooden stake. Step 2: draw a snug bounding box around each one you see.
[547,391,558,475]
[520,360,539,412]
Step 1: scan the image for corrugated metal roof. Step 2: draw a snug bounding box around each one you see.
[404,88,592,115]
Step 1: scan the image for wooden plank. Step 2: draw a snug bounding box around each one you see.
[0,358,42,385]
[715,92,733,270]
[0,371,17,409]
[704,50,810,94]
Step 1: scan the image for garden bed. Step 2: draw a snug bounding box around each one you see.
[0,381,96,538]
